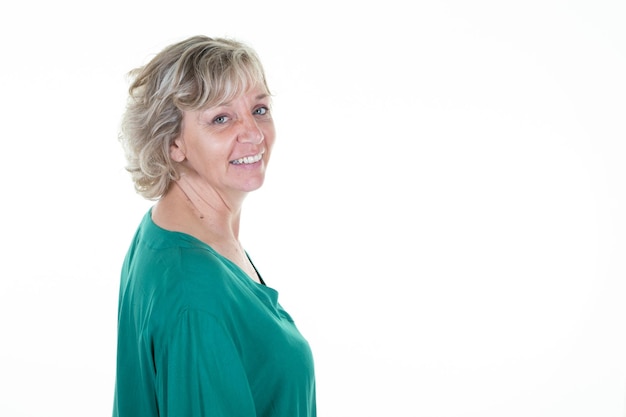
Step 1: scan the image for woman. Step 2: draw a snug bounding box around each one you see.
[113,35,316,417]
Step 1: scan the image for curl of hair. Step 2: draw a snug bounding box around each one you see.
[119,35,270,200]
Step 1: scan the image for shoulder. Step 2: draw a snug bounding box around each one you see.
[122,213,241,313]
[128,209,233,285]
[139,244,235,307]
[125,245,239,343]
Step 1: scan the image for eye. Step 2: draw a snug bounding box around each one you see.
[212,115,229,124]
[253,106,269,116]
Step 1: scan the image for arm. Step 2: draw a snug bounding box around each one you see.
[155,309,256,417]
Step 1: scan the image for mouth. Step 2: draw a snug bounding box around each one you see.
[230,150,264,165]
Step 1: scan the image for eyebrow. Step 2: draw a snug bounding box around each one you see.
[214,93,270,108]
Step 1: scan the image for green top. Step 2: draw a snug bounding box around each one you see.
[113,210,316,417]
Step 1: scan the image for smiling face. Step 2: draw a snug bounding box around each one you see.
[169,85,276,200]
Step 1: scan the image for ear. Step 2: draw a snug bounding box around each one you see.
[170,137,186,162]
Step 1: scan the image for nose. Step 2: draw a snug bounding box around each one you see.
[237,114,264,144]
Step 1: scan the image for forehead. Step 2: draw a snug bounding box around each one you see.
[200,74,268,107]
[207,85,271,108]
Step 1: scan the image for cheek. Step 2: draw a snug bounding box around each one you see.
[185,142,225,172]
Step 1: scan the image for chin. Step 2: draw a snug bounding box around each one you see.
[239,177,266,193]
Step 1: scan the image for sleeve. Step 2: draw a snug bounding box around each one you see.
[154,309,257,417]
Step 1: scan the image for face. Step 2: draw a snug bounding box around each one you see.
[170,85,276,199]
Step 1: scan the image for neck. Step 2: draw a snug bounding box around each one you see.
[157,174,245,241]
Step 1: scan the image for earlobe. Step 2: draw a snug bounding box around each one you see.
[170,138,186,162]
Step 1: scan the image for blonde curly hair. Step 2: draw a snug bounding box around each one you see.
[119,35,270,200]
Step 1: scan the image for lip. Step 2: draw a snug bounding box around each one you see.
[229,149,265,165]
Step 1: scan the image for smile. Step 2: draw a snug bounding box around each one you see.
[230,151,264,165]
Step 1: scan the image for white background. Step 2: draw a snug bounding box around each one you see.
[0,0,625,416]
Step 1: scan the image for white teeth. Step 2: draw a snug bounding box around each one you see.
[231,151,264,165]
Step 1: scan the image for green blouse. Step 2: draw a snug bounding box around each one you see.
[113,210,316,417]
